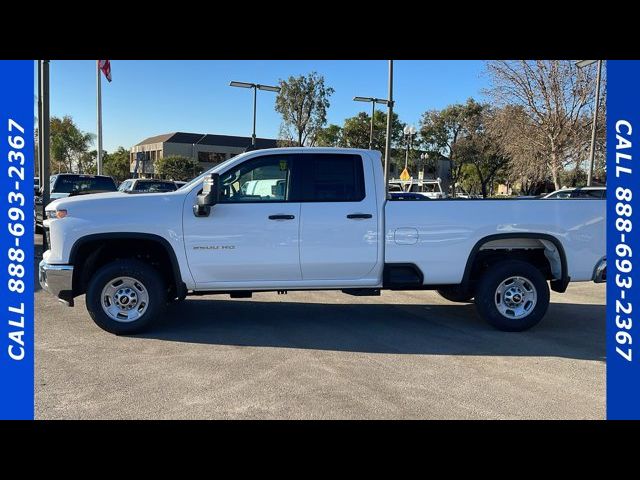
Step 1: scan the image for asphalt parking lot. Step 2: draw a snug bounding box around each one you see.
[35,235,605,419]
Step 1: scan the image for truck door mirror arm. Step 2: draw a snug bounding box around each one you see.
[193,173,220,217]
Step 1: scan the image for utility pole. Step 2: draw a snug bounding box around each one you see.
[383,61,394,199]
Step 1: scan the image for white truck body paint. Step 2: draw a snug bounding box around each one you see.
[43,147,605,294]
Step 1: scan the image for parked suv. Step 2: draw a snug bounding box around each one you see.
[118,178,178,193]
[47,173,117,200]
[36,174,117,231]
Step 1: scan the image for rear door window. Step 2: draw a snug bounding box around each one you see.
[297,154,365,202]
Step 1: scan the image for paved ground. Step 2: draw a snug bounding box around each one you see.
[35,235,605,419]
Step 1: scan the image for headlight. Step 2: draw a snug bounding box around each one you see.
[45,209,68,219]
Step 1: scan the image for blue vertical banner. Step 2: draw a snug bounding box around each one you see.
[607,60,640,419]
[0,60,35,419]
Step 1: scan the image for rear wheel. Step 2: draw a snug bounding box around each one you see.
[437,286,474,303]
[474,260,550,332]
[86,259,166,335]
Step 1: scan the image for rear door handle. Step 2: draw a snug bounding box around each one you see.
[347,213,372,219]
[269,214,295,220]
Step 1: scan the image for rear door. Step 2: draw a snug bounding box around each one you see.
[298,153,378,281]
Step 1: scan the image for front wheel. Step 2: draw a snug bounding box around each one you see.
[86,259,166,335]
[474,260,550,332]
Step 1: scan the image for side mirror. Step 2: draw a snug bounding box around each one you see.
[193,173,220,217]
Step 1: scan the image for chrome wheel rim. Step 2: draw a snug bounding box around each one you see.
[494,276,537,320]
[101,276,149,323]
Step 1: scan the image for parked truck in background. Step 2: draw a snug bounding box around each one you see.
[39,148,606,335]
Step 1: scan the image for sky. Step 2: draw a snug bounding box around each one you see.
[40,60,490,152]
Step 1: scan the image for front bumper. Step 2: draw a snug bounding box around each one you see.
[39,260,74,306]
[593,257,606,284]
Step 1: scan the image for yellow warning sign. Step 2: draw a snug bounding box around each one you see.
[399,168,410,181]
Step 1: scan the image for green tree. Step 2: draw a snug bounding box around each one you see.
[455,107,510,198]
[154,155,202,181]
[340,110,404,153]
[50,115,94,173]
[419,98,484,196]
[103,147,131,181]
[315,124,342,147]
[275,72,334,146]
[78,150,97,174]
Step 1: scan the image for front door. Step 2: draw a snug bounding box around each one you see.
[183,154,301,287]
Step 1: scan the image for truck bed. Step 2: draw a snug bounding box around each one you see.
[385,198,606,284]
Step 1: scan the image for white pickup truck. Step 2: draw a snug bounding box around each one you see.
[39,148,606,335]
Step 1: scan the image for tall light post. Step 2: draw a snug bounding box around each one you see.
[420,152,428,180]
[384,60,394,199]
[229,81,281,149]
[576,60,603,186]
[353,96,390,149]
[403,125,417,171]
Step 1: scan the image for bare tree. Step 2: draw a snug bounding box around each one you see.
[486,105,549,194]
[485,60,602,190]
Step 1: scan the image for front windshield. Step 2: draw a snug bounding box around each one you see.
[177,155,241,191]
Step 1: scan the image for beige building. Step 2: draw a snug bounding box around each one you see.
[130,132,278,177]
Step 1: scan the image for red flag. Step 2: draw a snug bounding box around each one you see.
[98,60,112,82]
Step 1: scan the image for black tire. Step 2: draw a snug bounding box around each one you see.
[85,259,166,335]
[474,260,550,332]
[437,286,474,303]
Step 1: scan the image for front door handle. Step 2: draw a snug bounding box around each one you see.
[347,213,372,219]
[269,214,295,220]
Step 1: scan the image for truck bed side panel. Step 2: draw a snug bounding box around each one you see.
[384,199,605,284]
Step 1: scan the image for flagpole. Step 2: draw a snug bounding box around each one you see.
[96,60,103,175]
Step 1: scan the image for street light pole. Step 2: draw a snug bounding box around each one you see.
[353,96,390,150]
[587,60,602,186]
[576,59,603,186]
[230,81,280,150]
[252,85,257,147]
[369,100,375,150]
[403,125,416,171]
[384,61,394,199]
